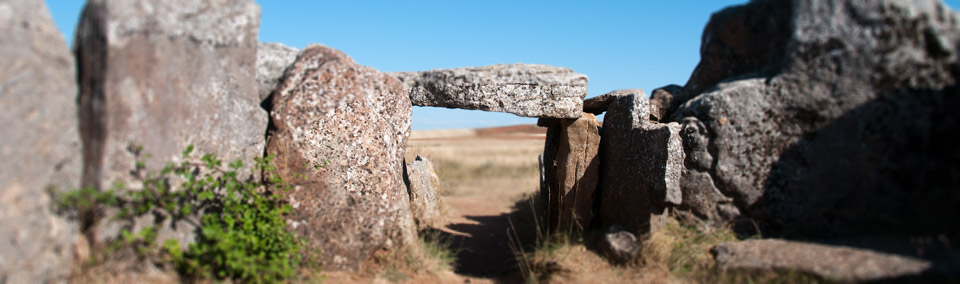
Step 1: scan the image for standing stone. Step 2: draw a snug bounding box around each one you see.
[266,44,416,271]
[74,0,267,245]
[404,155,446,229]
[539,118,562,230]
[75,0,266,189]
[553,113,601,232]
[0,0,81,282]
[596,89,684,236]
[670,0,960,239]
[256,42,299,103]
[391,64,588,118]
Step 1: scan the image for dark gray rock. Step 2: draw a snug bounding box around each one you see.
[595,89,649,128]
[671,0,960,239]
[582,92,621,115]
[649,85,682,122]
[539,118,561,230]
[712,239,932,282]
[680,0,791,97]
[0,0,81,282]
[404,155,446,229]
[597,90,683,236]
[266,44,416,271]
[256,42,298,103]
[391,64,588,118]
[598,225,639,264]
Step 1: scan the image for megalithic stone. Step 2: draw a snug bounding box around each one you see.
[256,42,299,103]
[404,155,447,229]
[266,44,416,271]
[392,64,588,118]
[0,0,82,282]
[74,0,266,191]
[73,0,267,247]
[595,89,683,236]
[538,113,601,233]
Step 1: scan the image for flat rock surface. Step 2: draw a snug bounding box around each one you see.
[266,44,416,271]
[0,0,81,282]
[391,64,588,118]
[712,239,932,282]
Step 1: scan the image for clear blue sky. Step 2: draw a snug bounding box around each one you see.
[47,1,960,130]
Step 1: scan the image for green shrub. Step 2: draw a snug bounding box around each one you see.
[54,144,306,283]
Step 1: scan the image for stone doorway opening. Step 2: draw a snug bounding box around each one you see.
[392,63,589,278]
[404,107,547,277]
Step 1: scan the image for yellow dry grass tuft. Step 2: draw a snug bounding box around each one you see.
[640,217,826,284]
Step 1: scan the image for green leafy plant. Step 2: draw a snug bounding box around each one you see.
[54,144,307,283]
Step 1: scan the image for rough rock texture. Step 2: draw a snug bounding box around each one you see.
[541,113,601,232]
[671,0,960,240]
[681,0,791,97]
[649,85,683,122]
[256,42,298,102]
[584,86,681,122]
[391,64,588,118]
[404,155,446,229]
[582,92,620,115]
[75,0,267,190]
[74,0,267,245]
[0,0,81,282]
[712,239,932,282]
[598,225,640,264]
[597,90,684,236]
[266,44,416,271]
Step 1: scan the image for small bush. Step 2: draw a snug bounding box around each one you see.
[418,229,456,273]
[54,144,306,283]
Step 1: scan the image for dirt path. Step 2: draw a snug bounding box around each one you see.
[405,127,545,282]
[443,196,518,277]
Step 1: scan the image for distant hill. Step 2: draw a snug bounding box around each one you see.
[411,124,546,140]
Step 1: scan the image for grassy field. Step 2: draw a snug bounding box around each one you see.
[405,124,545,203]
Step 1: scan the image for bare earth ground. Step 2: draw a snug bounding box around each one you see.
[318,125,545,283]
[407,125,545,280]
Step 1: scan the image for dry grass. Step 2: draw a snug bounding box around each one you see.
[503,194,677,284]
[406,129,543,199]
[360,230,459,282]
[68,248,181,284]
[505,193,827,284]
[640,218,738,279]
[640,217,826,284]
[305,230,465,284]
